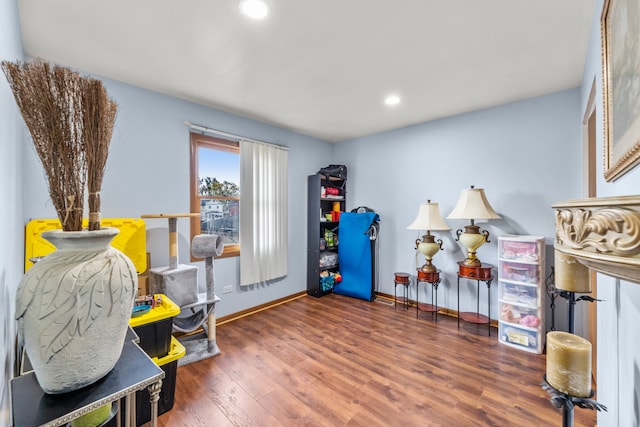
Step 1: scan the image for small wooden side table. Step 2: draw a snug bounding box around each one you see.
[457,261,494,336]
[393,272,411,310]
[416,269,441,321]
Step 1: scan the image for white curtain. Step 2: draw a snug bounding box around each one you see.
[239,140,288,286]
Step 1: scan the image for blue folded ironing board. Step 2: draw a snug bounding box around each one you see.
[335,211,380,301]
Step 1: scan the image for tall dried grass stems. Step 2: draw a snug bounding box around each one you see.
[2,60,117,231]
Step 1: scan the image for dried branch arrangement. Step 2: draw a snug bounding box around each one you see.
[1,60,117,231]
[82,79,117,230]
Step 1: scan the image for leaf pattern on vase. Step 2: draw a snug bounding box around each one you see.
[108,252,136,314]
[15,265,42,320]
[76,253,109,335]
[16,245,136,363]
[38,251,99,319]
[41,286,78,361]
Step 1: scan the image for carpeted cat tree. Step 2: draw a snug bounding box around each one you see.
[173,234,223,365]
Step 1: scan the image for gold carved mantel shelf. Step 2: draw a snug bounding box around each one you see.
[553,195,640,284]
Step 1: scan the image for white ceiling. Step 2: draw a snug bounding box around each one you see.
[17,0,597,142]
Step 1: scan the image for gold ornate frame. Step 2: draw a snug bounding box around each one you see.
[601,0,640,181]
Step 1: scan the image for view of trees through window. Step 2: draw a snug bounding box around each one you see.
[190,133,240,257]
[198,174,240,245]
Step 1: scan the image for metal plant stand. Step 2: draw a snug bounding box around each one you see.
[545,267,601,334]
[541,376,607,427]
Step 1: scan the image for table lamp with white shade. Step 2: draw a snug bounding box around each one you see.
[407,200,450,273]
[447,186,500,266]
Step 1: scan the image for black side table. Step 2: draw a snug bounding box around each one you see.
[11,340,164,427]
[416,269,441,321]
[457,261,494,336]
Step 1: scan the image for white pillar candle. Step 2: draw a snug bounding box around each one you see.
[554,251,591,293]
[546,331,592,397]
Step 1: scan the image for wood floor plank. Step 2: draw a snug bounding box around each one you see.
[158,294,597,427]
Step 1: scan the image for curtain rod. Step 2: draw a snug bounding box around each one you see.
[184,121,289,151]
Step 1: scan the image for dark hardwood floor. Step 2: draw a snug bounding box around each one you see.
[157,294,597,427]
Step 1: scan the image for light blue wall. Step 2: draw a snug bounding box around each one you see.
[581,1,640,425]
[0,0,24,424]
[7,1,638,426]
[22,75,335,320]
[334,89,582,333]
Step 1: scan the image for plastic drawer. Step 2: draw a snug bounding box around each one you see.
[499,302,542,328]
[499,239,541,262]
[498,323,542,353]
[498,281,538,307]
[500,261,540,285]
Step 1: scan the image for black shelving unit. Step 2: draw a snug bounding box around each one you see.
[307,173,346,297]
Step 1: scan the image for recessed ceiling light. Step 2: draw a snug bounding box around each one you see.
[239,0,270,19]
[384,95,401,106]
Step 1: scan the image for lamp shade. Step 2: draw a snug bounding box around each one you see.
[407,201,450,231]
[447,187,500,220]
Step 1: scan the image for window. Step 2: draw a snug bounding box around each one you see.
[190,133,240,258]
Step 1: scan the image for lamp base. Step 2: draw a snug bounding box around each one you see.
[462,253,481,267]
[419,262,437,274]
[455,225,490,268]
[415,233,443,275]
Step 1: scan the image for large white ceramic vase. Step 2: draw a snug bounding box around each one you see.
[16,227,137,394]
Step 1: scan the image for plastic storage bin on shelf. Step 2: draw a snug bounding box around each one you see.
[319,251,338,268]
[129,294,180,359]
[320,273,335,292]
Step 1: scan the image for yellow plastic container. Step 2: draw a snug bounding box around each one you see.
[129,294,180,328]
[129,294,180,359]
[24,218,147,274]
[152,336,186,366]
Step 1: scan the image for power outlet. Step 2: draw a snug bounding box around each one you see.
[223,285,233,294]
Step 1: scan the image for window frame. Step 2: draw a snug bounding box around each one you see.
[190,132,240,259]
